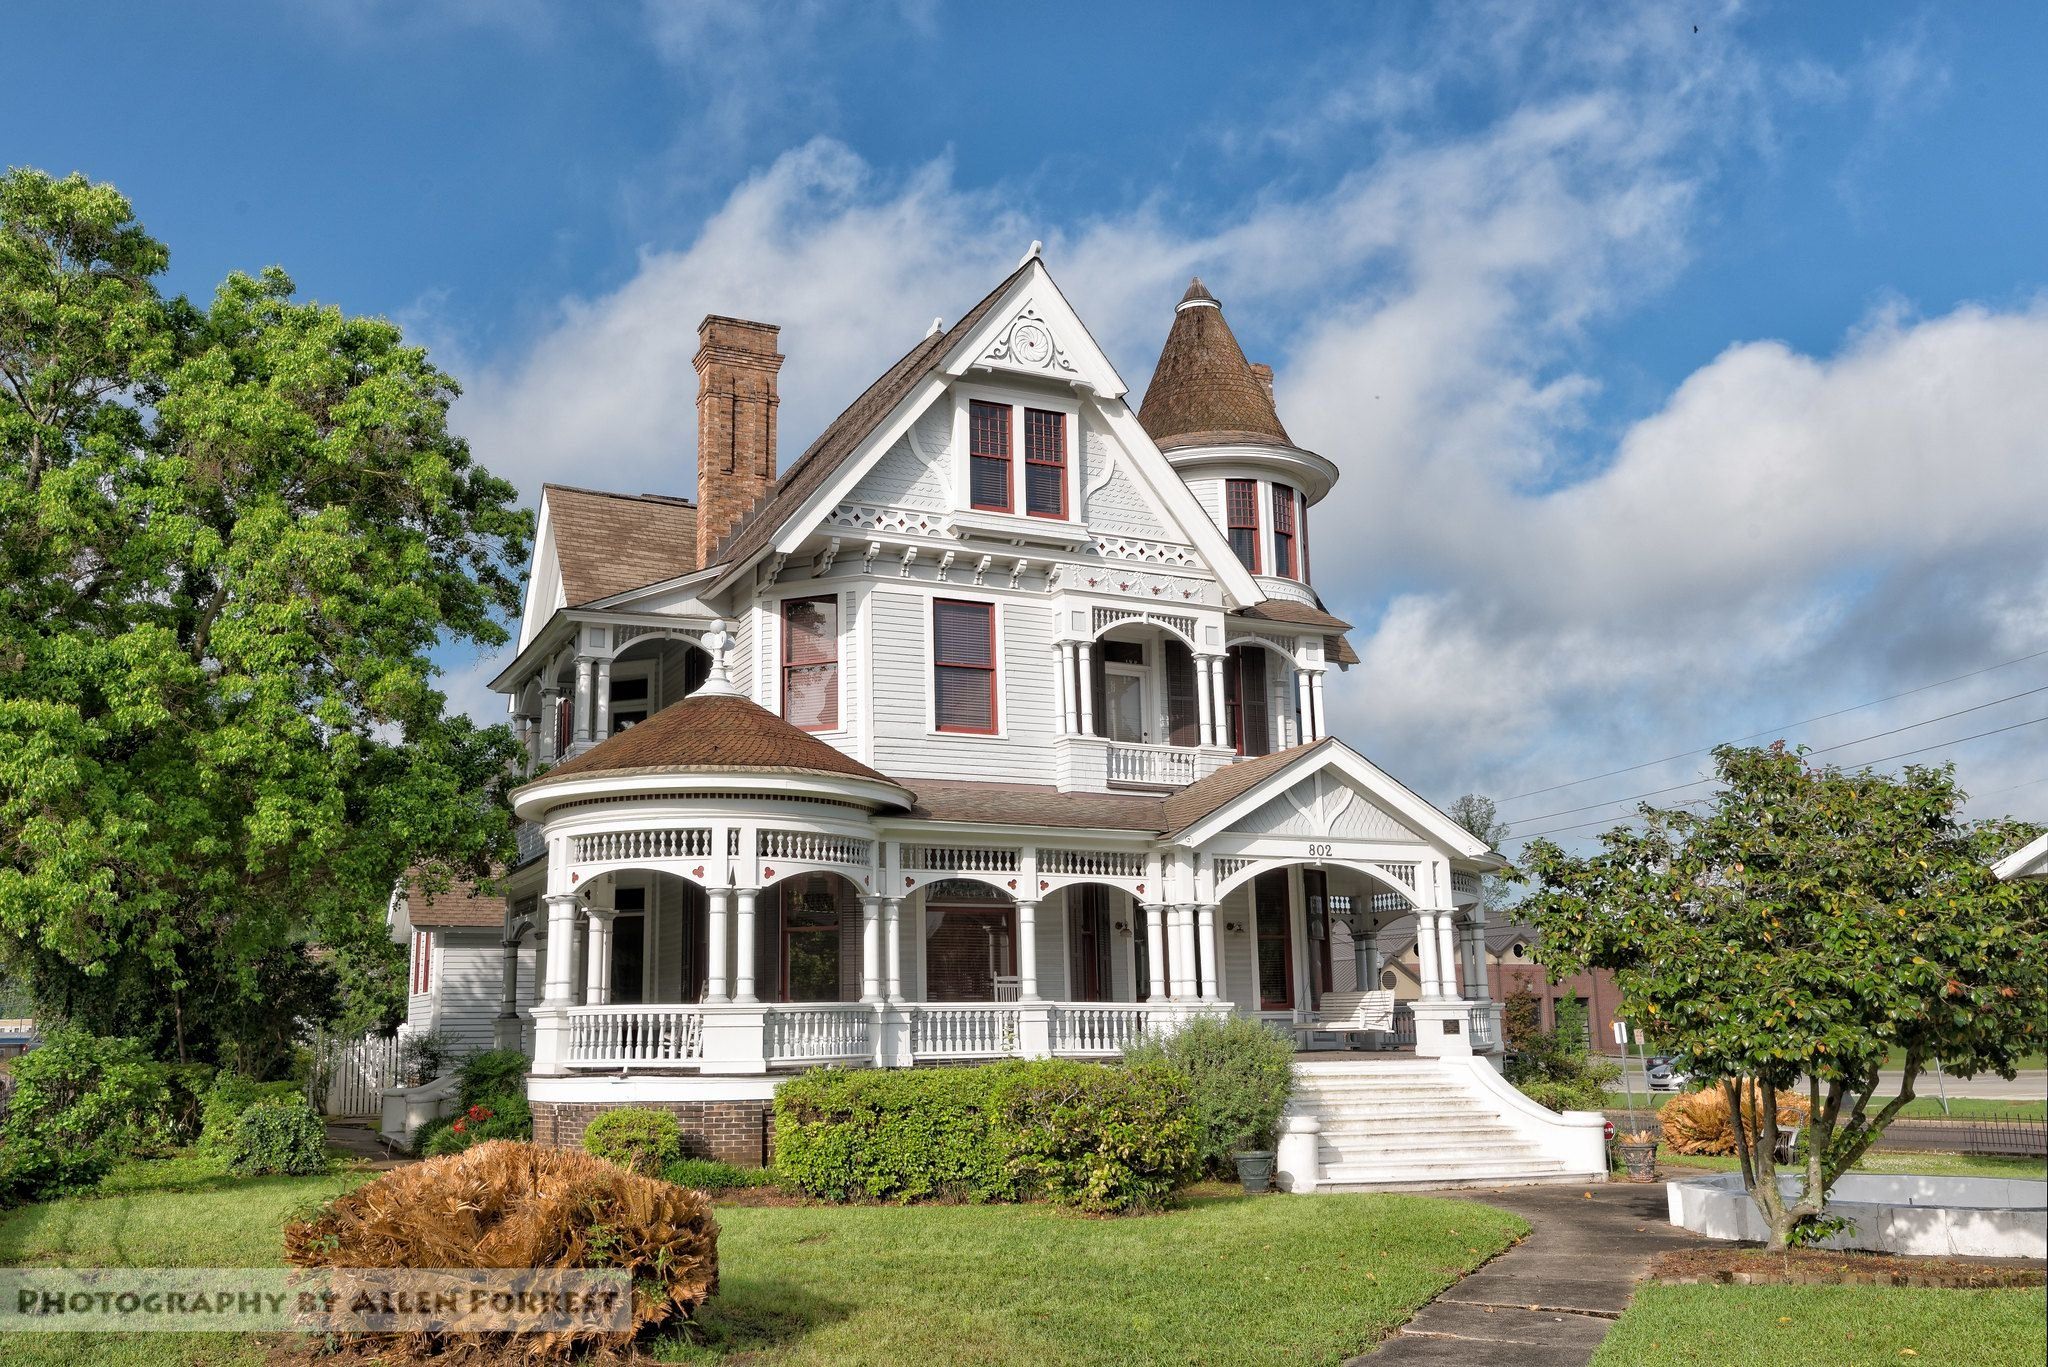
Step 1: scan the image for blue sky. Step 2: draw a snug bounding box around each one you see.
[8,2,2047,843]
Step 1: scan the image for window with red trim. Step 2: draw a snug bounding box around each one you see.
[1298,489,1312,582]
[780,595,839,730]
[969,400,1011,511]
[933,599,997,733]
[1226,478,1260,572]
[1023,408,1066,518]
[411,930,433,994]
[1272,483,1298,579]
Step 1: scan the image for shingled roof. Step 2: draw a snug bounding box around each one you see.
[709,261,1033,578]
[1137,279,1293,451]
[525,692,905,793]
[545,485,699,606]
[1160,739,1333,834]
[905,781,1166,832]
[400,871,508,929]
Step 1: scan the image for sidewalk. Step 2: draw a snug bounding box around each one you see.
[1354,1182,1698,1366]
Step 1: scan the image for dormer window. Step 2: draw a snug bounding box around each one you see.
[1272,483,1298,579]
[969,400,1012,512]
[1024,408,1067,518]
[1226,478,1261,573]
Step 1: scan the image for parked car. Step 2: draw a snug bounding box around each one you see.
[1645,1056,1689,1092]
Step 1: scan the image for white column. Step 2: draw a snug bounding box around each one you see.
[733,887,759,1003]
[1169,904,1197,999]
[883,896,904,1000]
[1016,899,1040,1000]
[1076,641,1095,736]
[538,686,561,764]
[542,894,578,1003]
[1295,668,1313,745]
[1195,657,1217,747]
[495,935,523,1049]
[1415,910,1442,1000]
[572,657,594,745]
[1210,655,1230,750]
[1309,671,1327,742]
[1435,908,1461,1000]
[1352,927,1372,993]
[705,887,731,1002]
[1142,903,1167,1000]
[1196,903,1220,999]
[860,895,883,1002]
[594,656,612,738]
[1056,642,1077,736]
[584,908,614,1006]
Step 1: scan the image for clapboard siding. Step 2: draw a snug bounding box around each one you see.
[433,932,507,1053]
[868,589,1056,783]
[1219,885,1258,1012]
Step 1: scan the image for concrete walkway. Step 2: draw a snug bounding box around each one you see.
[1353,1182,1699,1366]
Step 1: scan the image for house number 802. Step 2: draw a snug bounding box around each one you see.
[1306,843,1333,858]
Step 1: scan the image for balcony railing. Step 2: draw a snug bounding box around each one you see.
[565,1005,703,1067]
[1048,1004,1160,1055]
[765,1004,873,1062]
[1106,742,1198,788]
[910,1004,1020,1059]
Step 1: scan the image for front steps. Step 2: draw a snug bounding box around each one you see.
[1281,1056,1607,1192]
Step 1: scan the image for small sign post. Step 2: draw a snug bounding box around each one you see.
[1614,1020,1639,1131]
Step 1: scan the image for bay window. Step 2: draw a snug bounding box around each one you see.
[933,599,997,733]
[780,595,839,730]
[1226,478,1260,572]
[1272,483,1298,579]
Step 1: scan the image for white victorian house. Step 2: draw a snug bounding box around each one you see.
[1996,832,2048,883]
[397,254,1606,1189]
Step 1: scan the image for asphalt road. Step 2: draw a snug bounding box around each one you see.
[1607,1060,2048,1103]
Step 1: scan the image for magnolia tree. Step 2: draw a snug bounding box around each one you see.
[1520,743,2047,1248]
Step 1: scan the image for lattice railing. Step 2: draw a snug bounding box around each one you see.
[757,830,873,867]
[572,829,712,864]
[765,1005,873,1062]
[1039,848,1146,879]
[910,1005,1020,1059]
[902,845,1019,874]
[565,1005,703,1066]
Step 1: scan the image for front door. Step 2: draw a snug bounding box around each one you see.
[1253,869,1294,1010]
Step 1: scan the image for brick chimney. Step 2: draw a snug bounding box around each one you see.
[1249,362,1275,402]
[694,316,783,568]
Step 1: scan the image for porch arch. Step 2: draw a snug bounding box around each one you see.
[1211,854,1424,906]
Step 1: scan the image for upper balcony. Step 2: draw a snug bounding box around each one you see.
[1055,735,1235,793]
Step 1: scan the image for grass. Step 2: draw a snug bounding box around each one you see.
[1592,1282,2048,1366]
[0,1160,1525,1367]
[1606,1091,2048,1122]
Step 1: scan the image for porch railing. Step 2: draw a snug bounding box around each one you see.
[911,1004,1020,1059]
[1106,742,1198,788]
[1048,1005,1158,1055]
[1467,1001,1502,1051]
[566,1005,704,1067]
[766,1004,874,1062]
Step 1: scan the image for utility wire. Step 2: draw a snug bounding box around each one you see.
[1499,645,2048,804]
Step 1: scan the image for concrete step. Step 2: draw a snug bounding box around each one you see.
[1318,1158,1569,1186]
[1319,1142,1549,1166]
[1310,1116,1524,1139]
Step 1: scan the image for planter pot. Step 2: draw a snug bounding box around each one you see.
[1233,1150,1276,1194]
[1618,1140,1659,1183]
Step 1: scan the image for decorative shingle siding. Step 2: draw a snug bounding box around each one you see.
[1081,431,1172,538]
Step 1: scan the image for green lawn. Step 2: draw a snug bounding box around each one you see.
[0,1163,1526,1367]
[1605,1092,2048,1122]
[1593,1282,2048,1366]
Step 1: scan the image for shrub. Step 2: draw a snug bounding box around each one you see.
[1123,1015,1294,1174]
[583,1108,683,1175]
[992,1061,1199,1213]
[2,1028,181,1158]
[0,1135,113,1207]
[661,1157,774,1191]
[1506,1024,1621,1113]
[424,1095,533,1157]
[227,1097,329,1176]
[397,1029,456,1086]
[1661,1082,1811,1156]
[1500,986,1544,1049]
[199,1074,305,1154]
[455,1049,530,1109]
[774,1065,1015,1203]
[284,1140,718,1362]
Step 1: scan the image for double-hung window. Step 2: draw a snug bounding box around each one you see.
[410,930,433,994]
[781,596,839,730]
[1272,483,1298,579]
[1226,478,1261,572]
[933,599,997,733]
[1298,489,1311,581]
[1023,407,1066,517]
[969,400,1012,511]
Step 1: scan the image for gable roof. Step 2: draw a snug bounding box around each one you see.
[1994,830,2048,882]
[544,485,699,607]
[904,781,1165,832]
[398,871,508,930]
[709,262,1032,577]
[1161,739,1332,834]
[1137,279,1293,451]
[524,691,903,791]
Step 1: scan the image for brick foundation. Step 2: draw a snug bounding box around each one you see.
[530,1098,776,1167]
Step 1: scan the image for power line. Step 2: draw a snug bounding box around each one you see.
[1506,682,2048,829]
[1511,713,2048,843]
[1499,645,2048,804]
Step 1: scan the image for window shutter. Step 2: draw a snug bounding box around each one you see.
[1165,639,1198,747]
[1235,646,1270,756]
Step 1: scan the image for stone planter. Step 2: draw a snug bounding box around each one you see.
[1618,1140,1659,1182]
[1234,1150,1276,1194]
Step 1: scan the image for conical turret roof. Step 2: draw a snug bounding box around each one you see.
[1137,279,1292,450]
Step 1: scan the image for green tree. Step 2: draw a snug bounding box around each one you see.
[1521,743,2048,1247]
[1449,792,1512,914]
[0,168,531,1066]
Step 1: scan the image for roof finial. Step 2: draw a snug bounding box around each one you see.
[1176,276,1219,312]
[925,317,944,338]
[695,619,741,697]
[1018,239,1043,267]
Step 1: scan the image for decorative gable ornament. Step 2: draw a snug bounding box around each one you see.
[980,306,1077,378]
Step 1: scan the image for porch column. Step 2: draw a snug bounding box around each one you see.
[1194,656,1217,747]
[859,895,883,1002]
[538,684,561,764]
[1056,642,1078,735]
[1142,902,1167,999]
[705,887,731,1002]
[1168,904,1197,999]
[1351,925,1372,993]
[496,933,523,1049]
[572,656,594,745]
[1295,668,1314,744]
[532,892,581,1073]
[733,887,759,1004]
[1414,910,1442,999]
[1195,903,1220,999]
[1076,641,1095,736]
[584,908,614,1007]
[1435,908,1461,1000]
[594,656,612,738]
[1309,671,1327,743]
[1016,898,1040,1001]
[882,896,904,1000]
[1209,655,1229,749]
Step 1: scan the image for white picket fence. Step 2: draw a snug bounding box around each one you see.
[309,1032,403,1118]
